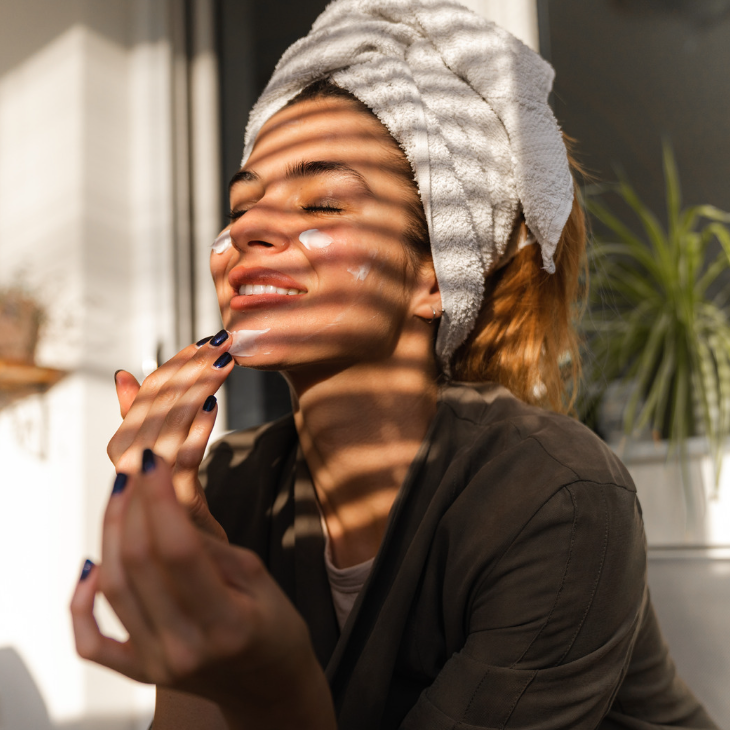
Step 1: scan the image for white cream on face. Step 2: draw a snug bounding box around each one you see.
[228,328,271,356]
[212,230,232,254]
[299,229,333,250]
[347,263,371,281]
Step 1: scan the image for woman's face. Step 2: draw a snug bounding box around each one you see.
[210,96,436,375]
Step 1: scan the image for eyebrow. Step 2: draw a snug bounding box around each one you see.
[228,160,374,197]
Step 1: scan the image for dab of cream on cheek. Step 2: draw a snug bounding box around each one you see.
[229,328,271,356]
[299,229,333,250]
[347,263,371,281]
[211,230,232,254]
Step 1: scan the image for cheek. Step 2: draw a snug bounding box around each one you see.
[299,228,333,250]
[209,251,234,307]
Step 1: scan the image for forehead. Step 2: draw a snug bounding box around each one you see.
[247,97,399,171]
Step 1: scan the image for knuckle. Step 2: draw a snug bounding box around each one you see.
[159,538,197,567]
[154,386,179,411]
[164,406,188,431]
[121,537,151,568]
[157,634,205,683]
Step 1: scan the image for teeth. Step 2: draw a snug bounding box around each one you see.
[238,284,303,296]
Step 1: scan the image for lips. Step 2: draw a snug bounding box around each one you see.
[228,266,306,311]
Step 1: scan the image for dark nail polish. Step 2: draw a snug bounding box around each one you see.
[213,352,232,369]
[196,335,213,347]
[112,472,128,495]
[203,395,217,412]
[210,329,229,347]
[80,559,94,581]
[114,369,123,383]
[141,448,156,473]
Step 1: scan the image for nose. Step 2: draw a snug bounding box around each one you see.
[229,201,294,255]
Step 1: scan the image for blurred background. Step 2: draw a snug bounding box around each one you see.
[0,0,728,727]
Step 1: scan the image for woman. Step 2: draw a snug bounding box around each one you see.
[70,1,717,728]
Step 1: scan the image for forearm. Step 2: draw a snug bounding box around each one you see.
[154,687,229,730]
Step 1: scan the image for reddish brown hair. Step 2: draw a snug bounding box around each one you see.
[287,80,587,413]
[451,175,587,413]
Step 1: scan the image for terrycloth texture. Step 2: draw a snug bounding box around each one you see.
[242,0,574,372]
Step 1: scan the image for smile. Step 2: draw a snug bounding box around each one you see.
[239,284,304,296]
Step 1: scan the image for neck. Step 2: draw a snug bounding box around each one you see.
[285,348,438,568]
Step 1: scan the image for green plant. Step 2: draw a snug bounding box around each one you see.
[583,142,730,487]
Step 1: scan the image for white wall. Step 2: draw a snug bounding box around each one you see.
[0,1,223,726]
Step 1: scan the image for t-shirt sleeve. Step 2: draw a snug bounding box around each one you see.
[400,480,649,729]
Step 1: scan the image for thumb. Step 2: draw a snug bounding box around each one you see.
[114,370,141,418]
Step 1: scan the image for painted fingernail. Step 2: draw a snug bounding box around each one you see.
[141,448,156,473]
[203,395,217,412]
[213,352,232,369]
[196,335,213,347]
[111,472,128,495]
[210,329,229,346]
[114,369,123,383]
[80,559,95,581]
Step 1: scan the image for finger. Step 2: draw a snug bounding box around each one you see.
[112,334,233,471]
[121,457,211,679]
[108,341,204,466]
[171,396,228,538]
[148,354,231,467]
[137,450,234,628]
[99,472,160,654]
[114,370,141,419]
[70,559,144,681]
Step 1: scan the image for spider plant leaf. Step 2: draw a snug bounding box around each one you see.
[636,332,675,433]
[651,333,676,435]
[586,199,647,251]
[623,313,669,432]
[616,177,672,268]
[693,205,730,224]
[696,250,730,298]
[705,222,730,266]
[663,140,682,244]
[590,242,664,281]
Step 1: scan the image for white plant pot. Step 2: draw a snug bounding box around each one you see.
[610,437,730,547]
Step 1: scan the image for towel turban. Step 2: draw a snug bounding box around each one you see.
[242,0,574,372]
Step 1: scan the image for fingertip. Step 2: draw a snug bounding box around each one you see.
[212,352,233,369]
[80,558,95,582]
[111,472,128,496]
[141,448,156,474]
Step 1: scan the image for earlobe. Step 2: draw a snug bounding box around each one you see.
[412,263,443,324]
[414,258,442,321]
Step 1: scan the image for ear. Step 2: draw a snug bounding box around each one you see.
[410,258,442,323]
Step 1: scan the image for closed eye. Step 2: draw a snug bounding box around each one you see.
[302,205,343,214]
[227,208,248,222]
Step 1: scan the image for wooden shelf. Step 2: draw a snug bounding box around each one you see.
[0,359,66,408]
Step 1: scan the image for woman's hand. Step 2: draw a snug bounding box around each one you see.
[108,331,233,538]
[70,451,337,730]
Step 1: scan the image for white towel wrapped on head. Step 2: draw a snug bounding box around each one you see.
[242,0,574,373]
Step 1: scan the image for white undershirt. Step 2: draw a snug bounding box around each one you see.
[318,511,374,631]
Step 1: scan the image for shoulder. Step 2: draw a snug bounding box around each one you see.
[440,382,635,493]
